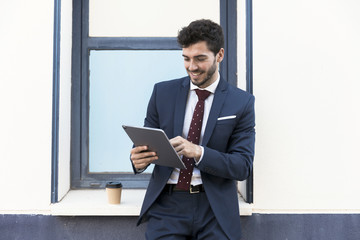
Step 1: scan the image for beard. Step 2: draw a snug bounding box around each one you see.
[188,59,217,88]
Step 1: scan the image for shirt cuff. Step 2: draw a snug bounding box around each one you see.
[195,146,204,165]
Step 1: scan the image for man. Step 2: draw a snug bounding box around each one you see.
[130,19,255,240]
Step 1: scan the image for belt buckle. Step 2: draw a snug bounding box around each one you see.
[190,185,200,194]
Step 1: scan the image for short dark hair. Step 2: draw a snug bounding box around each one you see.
[177,19,224,56]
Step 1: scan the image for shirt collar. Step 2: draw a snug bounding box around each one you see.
[190,72,220,94]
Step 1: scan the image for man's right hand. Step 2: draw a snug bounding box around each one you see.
[130,146,158,170]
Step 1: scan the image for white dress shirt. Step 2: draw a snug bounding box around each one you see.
[167,74,220,186]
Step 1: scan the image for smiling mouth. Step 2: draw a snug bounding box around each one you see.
[189,71,202,77]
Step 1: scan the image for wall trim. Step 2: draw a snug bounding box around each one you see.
[51,0,61,203]
[245,0,254,204]
[1,214,360,240]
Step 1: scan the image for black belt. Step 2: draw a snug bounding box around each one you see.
[163,184,205,194]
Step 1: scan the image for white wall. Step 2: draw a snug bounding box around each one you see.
[0,0,54,212]
[253,0,360,212]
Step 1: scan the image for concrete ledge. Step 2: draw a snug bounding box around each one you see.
[239,197,253,216]
[51,189,145,216]
[51,189,253,216]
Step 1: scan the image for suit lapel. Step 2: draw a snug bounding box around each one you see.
[173,77,190,137]
[202,78,228,146]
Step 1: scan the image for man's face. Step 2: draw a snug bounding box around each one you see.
[182,41,224,88]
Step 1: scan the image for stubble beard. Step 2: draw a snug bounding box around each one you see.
[188,60,217,88]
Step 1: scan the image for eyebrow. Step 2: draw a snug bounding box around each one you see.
[182,54,208,58]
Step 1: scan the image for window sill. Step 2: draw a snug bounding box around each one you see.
[51,189,252,216]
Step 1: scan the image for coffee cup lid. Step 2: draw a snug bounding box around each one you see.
[106,182,122,188]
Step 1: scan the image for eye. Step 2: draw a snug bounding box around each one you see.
[196,57,207,62]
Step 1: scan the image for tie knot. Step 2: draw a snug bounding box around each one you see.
[195,89,211,101]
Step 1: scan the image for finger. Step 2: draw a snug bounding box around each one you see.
[133,160,150,169]
[169,138,178,147]
[173,144,184,153]
[170,136,185,148]
[137,155,158,163]
[130,145,148,155]
[170,136,185,142]
[132,155,158,168]
[132,151,157,161]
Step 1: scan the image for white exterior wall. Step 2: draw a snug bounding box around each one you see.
[1,0,359,214]
[0,0,54,212]
[252,0,360,212]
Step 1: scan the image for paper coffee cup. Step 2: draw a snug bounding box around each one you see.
[106,182,122,204]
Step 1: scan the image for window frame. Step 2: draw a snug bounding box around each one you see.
[69,0,252,199]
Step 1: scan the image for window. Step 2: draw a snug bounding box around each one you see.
[71,0,245,194]
[88,50,186,174]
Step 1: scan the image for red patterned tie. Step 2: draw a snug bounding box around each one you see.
[176,89,211,190]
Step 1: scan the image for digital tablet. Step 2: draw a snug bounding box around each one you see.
[122,125,186,169]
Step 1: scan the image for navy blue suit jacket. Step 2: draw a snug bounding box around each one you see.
[135,76,255,239]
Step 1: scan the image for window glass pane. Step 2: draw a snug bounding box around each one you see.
[89,50,186,173]
[89,0,219,37]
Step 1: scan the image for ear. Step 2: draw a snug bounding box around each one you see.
[216,48,225,63]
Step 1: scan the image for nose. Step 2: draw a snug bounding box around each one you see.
[187,60,198,72]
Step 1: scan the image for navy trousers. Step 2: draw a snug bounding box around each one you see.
[145,189,229,240]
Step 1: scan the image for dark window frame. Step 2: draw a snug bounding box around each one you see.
[67,0,254,203]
